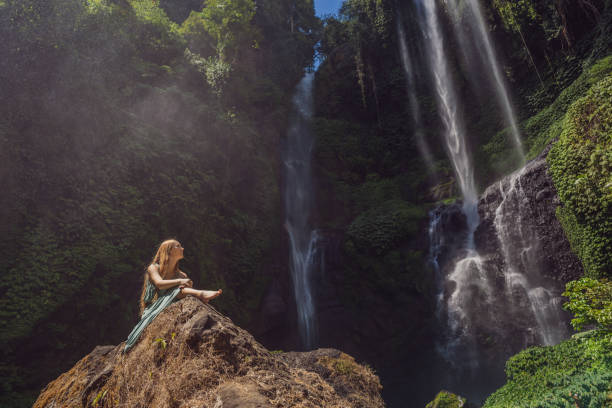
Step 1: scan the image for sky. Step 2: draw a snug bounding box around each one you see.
[314,0,343,17]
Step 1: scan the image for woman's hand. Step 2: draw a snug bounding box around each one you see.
[178,278,193,288]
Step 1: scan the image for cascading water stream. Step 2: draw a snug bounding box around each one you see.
[493,165,567,346]
[283,72,319,350]
[415,1,567,387]
[416,0,484,351]
[396,14,436,174]
[445,0,524,159]
[415,0,478,221]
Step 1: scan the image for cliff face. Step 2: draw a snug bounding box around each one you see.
[34,297,384,408]
[475,150,583,285]
[435,151,584,358]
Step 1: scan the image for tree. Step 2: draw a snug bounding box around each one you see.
[199,0,257,61]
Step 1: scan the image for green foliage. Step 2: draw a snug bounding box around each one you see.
[340,0,389,40]
[477,55,612,185]
[332,358,355,376]
[180,0,257,61]
[317,0,392,120]
[548,73,612,278]
[346,200,424,255]
[563,278,612,331]
[483,331,612,408]
[313,118,376,188]
[92,389,107,407]
[129,0,186,63]
[491,0,538,34]
[523,55,612,159]
[184,48,231,94]
[180,11,217,56]
[153,337,167,349]
[425,390,466,408]
[130,0,178,29]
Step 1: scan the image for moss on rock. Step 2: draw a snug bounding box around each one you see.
[425,390,467,408]
[547,73,612,278]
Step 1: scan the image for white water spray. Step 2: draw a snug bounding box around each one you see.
[397,15,436,173]
[493,165,567,345]
[416,0,478,220]
[446,0,524,158]
[284,72,319,349]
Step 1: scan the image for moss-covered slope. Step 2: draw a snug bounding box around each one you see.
[548,73,612,278]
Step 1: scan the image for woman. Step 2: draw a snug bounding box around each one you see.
[123,239,222,353]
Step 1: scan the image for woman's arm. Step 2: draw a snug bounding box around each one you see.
[148,264,191,290]
[178,270,193,288]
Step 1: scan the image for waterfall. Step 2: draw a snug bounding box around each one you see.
[416,0,485,356]
[428,207,446,332]
[283,72,319,350]
[426,164,570,402]
[493,165,567,345]
[445,0,524,159]
[396,14,436,174]
[415,0,478,223]
[415,2,567,394]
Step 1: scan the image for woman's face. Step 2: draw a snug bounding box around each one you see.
[170,241,184,260]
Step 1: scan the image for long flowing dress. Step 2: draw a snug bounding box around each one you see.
[123,277,181,353]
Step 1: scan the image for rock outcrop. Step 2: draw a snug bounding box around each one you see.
[34,297,384,408]
[475,150,583,284]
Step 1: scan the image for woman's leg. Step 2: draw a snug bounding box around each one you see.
[179,286,222,303]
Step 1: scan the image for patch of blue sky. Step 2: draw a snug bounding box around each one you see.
[314,0,343,17]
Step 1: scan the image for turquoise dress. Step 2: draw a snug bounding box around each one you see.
[123,277,181,353]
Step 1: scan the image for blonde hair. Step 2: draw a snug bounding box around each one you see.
[139,239,180,315]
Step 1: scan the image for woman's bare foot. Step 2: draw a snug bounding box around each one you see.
[196,289,222,303]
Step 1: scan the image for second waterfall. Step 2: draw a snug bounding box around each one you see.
[283,72,320,350]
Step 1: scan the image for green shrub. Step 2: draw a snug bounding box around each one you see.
[478,55,612,177]
[547,73,612,278]
[483,332,612,408]
[523,55,612,158]
[346,200,425,255]
[563,278,612,331]
[425,390,466,408]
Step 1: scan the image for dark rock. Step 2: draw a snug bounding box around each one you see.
[476,154,583,283]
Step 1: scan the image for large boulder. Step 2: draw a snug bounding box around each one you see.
[34,297,384,408]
